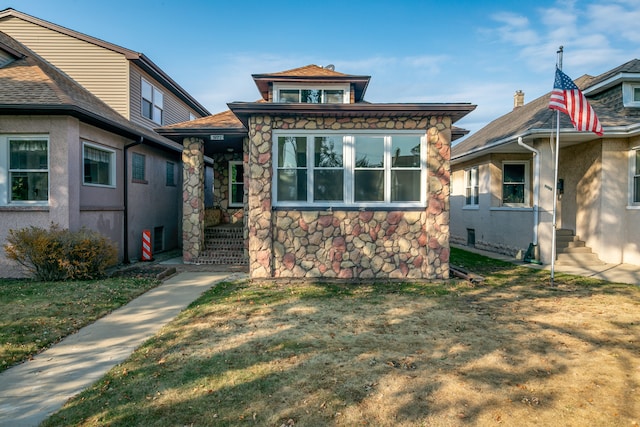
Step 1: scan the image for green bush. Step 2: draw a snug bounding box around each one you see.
[4,224,118,281]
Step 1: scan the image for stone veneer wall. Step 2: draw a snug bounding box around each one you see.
[247,115,452,279]
[182,137,205,263]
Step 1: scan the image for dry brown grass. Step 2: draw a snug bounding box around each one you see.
[43,251,640,426]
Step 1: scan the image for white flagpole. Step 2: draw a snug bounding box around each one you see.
[550,46,563,286]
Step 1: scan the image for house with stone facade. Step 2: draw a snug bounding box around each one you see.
[450,59,640,268]
[160,65,476,279]
[0,9,210,277]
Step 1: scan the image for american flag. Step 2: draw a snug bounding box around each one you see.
[549,67,603,136]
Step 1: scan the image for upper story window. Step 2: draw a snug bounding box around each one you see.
[229,161,244,207]
[0,136,49,205]
[274,131,425,207]
[502,162,529,207]
[83,142,115,187]
[632,148,640,205]
[622,82,640,107]
[132,153,146,183]
[465,166,479,206]
[141,78,164,124]
[273,83,349,104]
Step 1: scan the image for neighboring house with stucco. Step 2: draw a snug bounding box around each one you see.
[160,65,476,279]
[0,8,210,277]
[450,59,640,268]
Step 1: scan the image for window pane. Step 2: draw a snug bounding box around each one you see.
[635,176,640,203]
[314,137,343,167]
[636,150,640,171]
[278,169,307,201]
[132,153,145,181]
[142,99,152,119]
[10,172,48,201]
[355,136,384,168]
[391,170,420,202]
[301,89,321,103]
[231,184,244,204]
[324,90,344,103]
[504,164,525,183]
[141,79,152,100]
[9,140,47,169]
[153,106,163,124]
[503,183,524,204]
[355,170,384,201]
[278,137,306,167]
[166,162,175,186]
[314,169,343,201]
[84,146,112,185]
[634,87,640,102]
[154,89,163,107]
[391,136,421,167]
[279,90,299,103]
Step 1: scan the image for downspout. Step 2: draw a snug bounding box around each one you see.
[517,137,540,260]
[123,136,144,264]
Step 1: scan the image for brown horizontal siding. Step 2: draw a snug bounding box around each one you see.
[0,16,130,118]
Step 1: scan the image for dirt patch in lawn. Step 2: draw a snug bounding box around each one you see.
[44,276,640,427]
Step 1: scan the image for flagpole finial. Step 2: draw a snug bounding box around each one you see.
[557,45,563,53]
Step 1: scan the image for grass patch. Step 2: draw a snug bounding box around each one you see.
[41,250,640,426]
[0,276,160,372]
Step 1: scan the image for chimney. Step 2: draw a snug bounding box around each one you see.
[514,90,525,109]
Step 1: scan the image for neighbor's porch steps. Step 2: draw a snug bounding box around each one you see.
[555,229,605,265]
[194,224,248,265]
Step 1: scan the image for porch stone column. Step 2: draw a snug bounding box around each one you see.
[425,116,452,279]
[182,137,205,263]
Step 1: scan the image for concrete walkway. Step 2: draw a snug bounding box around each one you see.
[452,244,640,286]
[0,270,245,427]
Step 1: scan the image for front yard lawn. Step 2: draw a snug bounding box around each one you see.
[0,276,161,372]
[40,248,640,426]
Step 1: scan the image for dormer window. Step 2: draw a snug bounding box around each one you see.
[622,82,640,107]
[274,84,349,104]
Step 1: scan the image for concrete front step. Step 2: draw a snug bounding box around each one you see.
[556,252,606,266]
[555,229,605,265]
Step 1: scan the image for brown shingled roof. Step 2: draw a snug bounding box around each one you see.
[0,30,182,152]
[261,64,351,77]
[162,109,244,130]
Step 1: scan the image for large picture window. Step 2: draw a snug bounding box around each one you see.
[502,162,528,206]
[273,132,425,207]
[8,138,48,203]
[83,142,115,187]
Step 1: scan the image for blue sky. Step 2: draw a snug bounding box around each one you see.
[6,0,640,138]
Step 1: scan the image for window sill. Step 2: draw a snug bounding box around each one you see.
[626,205,640,210]
[490,206,533,211]
[463,205,479,210]
[0,205,49,211]
[273,205,427,211]
[132,179,148,185]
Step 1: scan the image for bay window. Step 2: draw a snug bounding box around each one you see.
[273,132,425,207]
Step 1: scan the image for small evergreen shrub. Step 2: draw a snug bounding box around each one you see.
[4,224,118,281]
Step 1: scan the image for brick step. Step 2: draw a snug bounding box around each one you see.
[205,226,244,239]
[204,238,245,250]
[195,250,248,265]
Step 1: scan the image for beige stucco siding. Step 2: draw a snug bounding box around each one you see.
[0,16,130,119]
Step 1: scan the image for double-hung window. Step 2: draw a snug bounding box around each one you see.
[632,148,640,205]
[502,162,528,206]
[465,166,479,206]
[1,136,49,204]
[274,132,425,207]
[141,78,164,124]
[229,161,244,207]
[83,142,115,187]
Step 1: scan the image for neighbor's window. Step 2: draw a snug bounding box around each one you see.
[465,166,479,206]
[274,133,424,207]
[229,161,244,207]
[166,161,175,186]
[141,78,164,124]
[8,138,48,203]
[622,83,640,107]
[131,153,146,182]
[632,148,640,204]
[502,162,528,206]
[83,142,115,187]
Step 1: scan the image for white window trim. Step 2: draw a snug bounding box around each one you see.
[141,77,164,124]
[228,160,244,207]
[622,82,640,108]
[82,141,116,188]
[0,135,50,206]
[464,166,479,206]
[501,161,530,208]
[273,83,350,104]
[629,146,640,207]
[272,130,426,208]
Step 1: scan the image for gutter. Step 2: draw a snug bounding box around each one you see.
[517,137,540,257]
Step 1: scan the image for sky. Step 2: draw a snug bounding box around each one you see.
[6,0,640,139]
